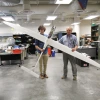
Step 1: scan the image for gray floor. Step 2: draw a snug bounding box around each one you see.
[0,53,100,100]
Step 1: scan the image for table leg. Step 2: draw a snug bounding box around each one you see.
[9,60,11,65]
[0,57,1,66]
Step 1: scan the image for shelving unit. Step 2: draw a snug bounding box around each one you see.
[13,34,27,45]
[91,25,100,41]
[14,37,22,44]
[91,24,100,59]
[13,34,36,54]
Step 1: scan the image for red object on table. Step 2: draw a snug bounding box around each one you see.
[12,49,22,54]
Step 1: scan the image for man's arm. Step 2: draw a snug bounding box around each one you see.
[72,36,78,52]
[58,37,63,44]
[72,45,78,52]
[35,45,44,52]
[35,39,44,52]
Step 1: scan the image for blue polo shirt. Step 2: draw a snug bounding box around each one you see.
[59,34,78,48]
[35,34,48,54]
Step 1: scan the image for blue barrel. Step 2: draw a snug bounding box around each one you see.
[52,50,55,57]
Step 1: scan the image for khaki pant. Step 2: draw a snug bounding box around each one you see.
[38,53,48,74]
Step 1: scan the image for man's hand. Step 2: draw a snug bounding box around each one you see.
[72,48,76,52]
[35,46,44,52]
[40,49,44,52]
[72,46,78,52]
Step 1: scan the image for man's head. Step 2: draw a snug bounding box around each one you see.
[38,25,46,34]
[66,27,73,35]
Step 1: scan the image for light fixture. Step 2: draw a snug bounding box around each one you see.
[43,23,51,26]
[84,15,99,20]
[1,16,15,21]
[32,21,35,23]
[46,16,57,20]
[71,22,80,25]
[24,21,28,23]
[16,24,20,26]
[55,0,73,4]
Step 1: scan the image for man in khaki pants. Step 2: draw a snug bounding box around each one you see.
[35,25,49,79]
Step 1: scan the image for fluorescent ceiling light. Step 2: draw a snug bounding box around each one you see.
[46,16,57,20]
[84,15,99,20]
[71,22,80,25]
[1,16,15,21]
[43,23,51,26]
[55,0,73,4]
[32,22,35,23]
[16,24,20,26]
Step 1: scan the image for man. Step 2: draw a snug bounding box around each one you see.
[59,27,78,80]
[35,25,48,79]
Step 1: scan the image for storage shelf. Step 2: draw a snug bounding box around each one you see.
[92,30,98,32]
[91,36,98,37]
[91,25,100,41]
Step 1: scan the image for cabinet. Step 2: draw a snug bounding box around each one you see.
[13,34,27,45]
[91,25,100,41]
[91,41,100,59]
[13,36,21,44]
[77,47,96,59]
[13,34,36,54]
[76,58,89,67]
[91,25,100,59]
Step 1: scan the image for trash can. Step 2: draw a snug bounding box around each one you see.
[48,46,51,56]
[51,50,55,57]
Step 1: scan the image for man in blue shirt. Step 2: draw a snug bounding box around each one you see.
[35,25,48,79]
[59,27,78,80]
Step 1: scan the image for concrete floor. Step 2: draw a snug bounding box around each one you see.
[0,53,100,100]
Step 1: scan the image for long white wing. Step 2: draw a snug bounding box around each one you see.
[3,21,47,43]
[47,39,100,68]
[3,21,100,68]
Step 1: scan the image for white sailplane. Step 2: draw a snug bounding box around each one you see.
[3,21,100,78]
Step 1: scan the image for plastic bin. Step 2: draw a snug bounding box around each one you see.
[12,49,22,54]
[51,50,55,57]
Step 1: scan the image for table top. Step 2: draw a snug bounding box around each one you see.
[78,46,96,49]
[0,52,21,55]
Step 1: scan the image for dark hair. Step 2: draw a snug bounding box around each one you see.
[38,25,46,32]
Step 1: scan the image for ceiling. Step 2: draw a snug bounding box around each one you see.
[0,0,100,26]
